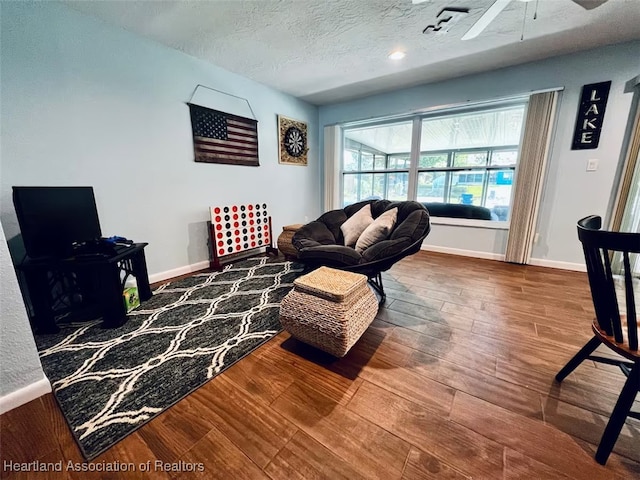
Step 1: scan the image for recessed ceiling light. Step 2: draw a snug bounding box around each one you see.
[388,51,406,60]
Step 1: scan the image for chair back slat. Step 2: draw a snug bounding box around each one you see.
[577,215,640,351]
[602,249,624,343]
[582,244,614,336]
[623,251,638,350]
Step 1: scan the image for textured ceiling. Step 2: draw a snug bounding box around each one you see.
[64,0,640,105]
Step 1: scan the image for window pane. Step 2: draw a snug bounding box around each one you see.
[419,153,448,168]
[453,151,487,167]
[373,154,386,170]
[485,169,513,220]
[359,173,374,199]
[361,152,374,170]
[343,150,359,172]
[373,173,386,199]
[417,171,446,203]
[491,150,518,166]
[344,121,413,155]
[343,173,359,205]
[446,171,486,205]
[420,105,525,151]
[343,173,377,205]
[386,172,409,201]
[342,122,413,206]
[388,154,410,170]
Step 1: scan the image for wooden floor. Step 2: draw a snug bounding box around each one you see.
[2,251,639,479]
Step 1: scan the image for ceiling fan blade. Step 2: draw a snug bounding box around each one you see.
[571,0,608,10]
[462,0,513,41]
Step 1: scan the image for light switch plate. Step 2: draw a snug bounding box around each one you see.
[586,158,599,171]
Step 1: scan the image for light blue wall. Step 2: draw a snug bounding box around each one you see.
[319,41,640,265]
[0,1,321,405]
[0,2,321,276]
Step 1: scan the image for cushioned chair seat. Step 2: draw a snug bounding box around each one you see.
[422,202,495,220]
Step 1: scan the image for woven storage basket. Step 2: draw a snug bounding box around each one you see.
[280,267,378,357]
[277,224,304,259]
[293,266,367,302]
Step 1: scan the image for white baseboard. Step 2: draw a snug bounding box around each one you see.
[0,377,52,415]
[421,244,505,261]
[528,258,586,272]
[148,260,210,284]
[420,245,587,272]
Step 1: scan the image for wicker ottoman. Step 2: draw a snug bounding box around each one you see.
[279,266,378,357]
[277,223,304,260]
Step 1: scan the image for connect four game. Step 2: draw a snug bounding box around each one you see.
[208,203,276,269]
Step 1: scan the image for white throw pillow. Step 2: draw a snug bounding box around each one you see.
[341,204,374,247]
[355,207,398,254]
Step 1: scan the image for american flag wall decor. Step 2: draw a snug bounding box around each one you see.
[189,104,259,166]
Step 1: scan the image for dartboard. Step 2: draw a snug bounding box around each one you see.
[210,203,271,257]
[284,126,305,157]
[278,115,308,165]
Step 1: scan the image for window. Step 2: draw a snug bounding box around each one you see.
[342,104,526,221]
[416,147,518,219]
[343,121,413,205]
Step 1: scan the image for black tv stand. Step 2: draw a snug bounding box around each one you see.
[18,243,152,334]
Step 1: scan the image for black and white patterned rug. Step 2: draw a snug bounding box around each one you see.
[35,257,304,460]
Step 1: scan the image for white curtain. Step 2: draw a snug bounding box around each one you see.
[505,91,559,264]
[323,125,342,211]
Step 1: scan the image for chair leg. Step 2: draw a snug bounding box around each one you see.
[367,273,386,305]
[555,335,601,382]
[595,364,640,465]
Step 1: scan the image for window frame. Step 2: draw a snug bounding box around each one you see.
[416,145,519,212]
[342,137,412,204]
[340,101,527,228]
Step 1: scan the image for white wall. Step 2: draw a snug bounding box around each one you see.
[427,225,508,258]
[0,223,50,412]
[319,41,640,266]
[0,2,321,277]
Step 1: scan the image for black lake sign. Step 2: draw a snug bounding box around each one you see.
[571,81,611,150]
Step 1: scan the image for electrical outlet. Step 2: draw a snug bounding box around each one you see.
[534,233,540,244]
[586,158,599,171]
[304,216,308,223]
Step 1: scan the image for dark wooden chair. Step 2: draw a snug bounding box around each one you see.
[555,215,640,465]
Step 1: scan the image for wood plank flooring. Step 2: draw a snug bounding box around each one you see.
[2,251,639,479]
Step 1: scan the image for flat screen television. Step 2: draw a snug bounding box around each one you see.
[12,186,102,258]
